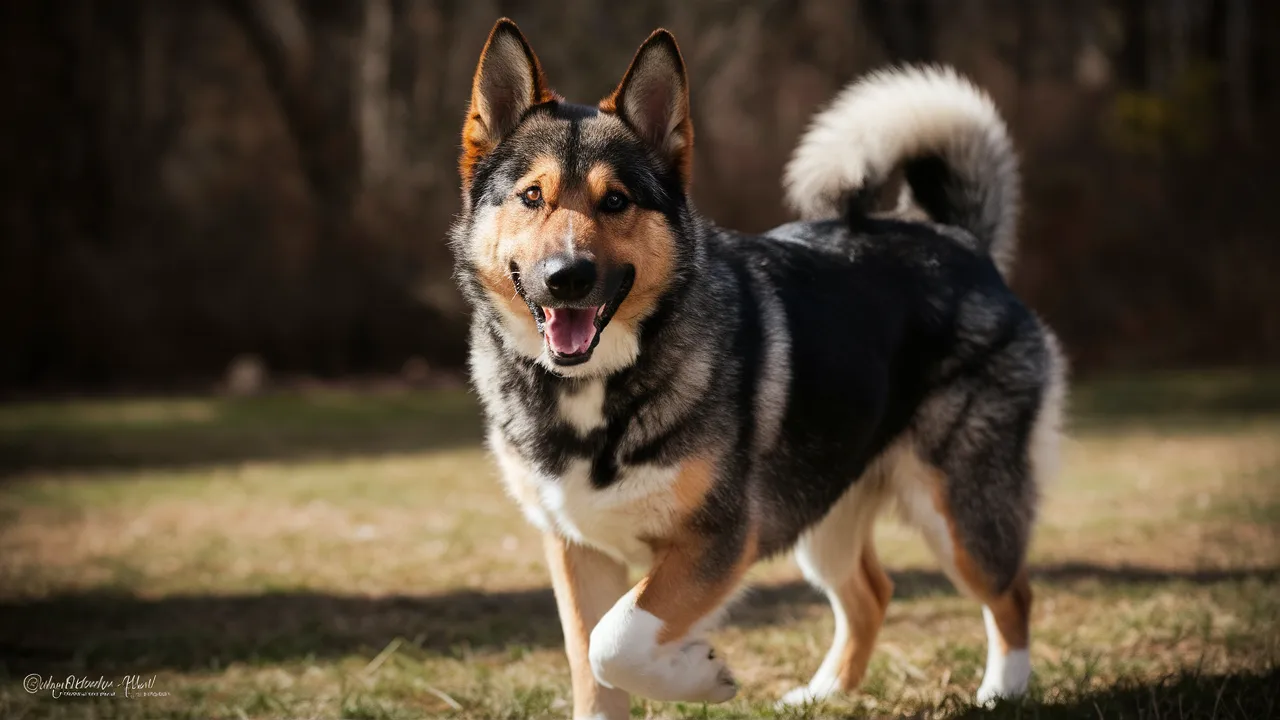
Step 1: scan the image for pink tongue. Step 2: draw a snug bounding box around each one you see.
[543,307,599,356]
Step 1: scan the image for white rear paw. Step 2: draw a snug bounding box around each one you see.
[975,681,1003,706]
[975,678,1029,706]
[975,648,1029,705]
[777,684,831,707]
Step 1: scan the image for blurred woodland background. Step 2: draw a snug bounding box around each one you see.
[2,0,1277,394]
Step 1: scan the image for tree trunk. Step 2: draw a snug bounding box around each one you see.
[1224,0,1252,142]
[358,0,393,186]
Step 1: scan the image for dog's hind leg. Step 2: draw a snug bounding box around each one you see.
[901,364,1061,704]
[893,447,1035,704]
[913,490,1034,705]
[974,569,1033,704]
[779,473,894,706]
[901,323,1063,704]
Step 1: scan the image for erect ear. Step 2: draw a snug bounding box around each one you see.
[601,30,693,184]
[461,19,554,186]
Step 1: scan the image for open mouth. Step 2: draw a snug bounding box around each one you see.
[541,306,606,363]
[513,265,635,367]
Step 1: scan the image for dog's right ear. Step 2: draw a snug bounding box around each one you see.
[461,19,553,188]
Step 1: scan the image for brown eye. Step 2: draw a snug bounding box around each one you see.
[600,191,629,213]
[521,186,543,207]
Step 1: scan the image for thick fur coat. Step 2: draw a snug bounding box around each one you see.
[451,19,1066,719]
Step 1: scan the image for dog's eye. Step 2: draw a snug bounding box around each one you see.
[600,191,629,213]
[521,186,543,207]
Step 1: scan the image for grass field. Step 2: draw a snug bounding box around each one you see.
[2,371,1278,719]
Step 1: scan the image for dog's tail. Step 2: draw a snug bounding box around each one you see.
[784,65,1020,278]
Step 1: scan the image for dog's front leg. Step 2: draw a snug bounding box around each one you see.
[543,532,632,720]
[588,529,753,703]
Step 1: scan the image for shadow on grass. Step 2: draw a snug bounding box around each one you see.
[0,388,484,479]
[953,667,1280,720]
[2,563,1275,677]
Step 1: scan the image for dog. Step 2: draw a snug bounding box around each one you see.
[450,18,1066,719]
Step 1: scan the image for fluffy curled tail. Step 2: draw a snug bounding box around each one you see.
[784,65,1020,278]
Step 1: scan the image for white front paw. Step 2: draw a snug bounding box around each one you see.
[669,639,738,703]
[592,635,737,703]
[589,598,737,703]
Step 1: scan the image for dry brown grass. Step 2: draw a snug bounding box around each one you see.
[1,373,1278,718]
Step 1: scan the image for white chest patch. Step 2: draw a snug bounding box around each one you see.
[490,398,686,568]
[494,429,684,567]
[536,460,682,566]
[558,380,606,436]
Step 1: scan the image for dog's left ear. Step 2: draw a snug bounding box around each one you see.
[602,30,693,184]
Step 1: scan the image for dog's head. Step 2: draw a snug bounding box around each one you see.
[452,19,694,377]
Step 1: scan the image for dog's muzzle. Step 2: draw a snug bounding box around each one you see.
[511,254,634,366]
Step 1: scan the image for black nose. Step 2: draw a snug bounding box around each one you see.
[542,255,597,301]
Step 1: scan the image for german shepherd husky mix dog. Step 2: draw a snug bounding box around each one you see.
[452,18,1066,718]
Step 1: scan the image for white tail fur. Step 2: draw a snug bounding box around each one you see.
[784,66,1020,278]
